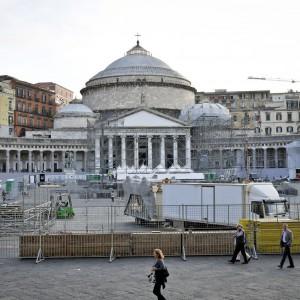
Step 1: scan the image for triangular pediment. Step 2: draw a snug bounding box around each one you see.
[108,108,187,128]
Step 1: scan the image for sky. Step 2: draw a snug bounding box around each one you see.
[1,0,300,97]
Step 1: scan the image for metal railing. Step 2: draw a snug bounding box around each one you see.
[1,180,300,259]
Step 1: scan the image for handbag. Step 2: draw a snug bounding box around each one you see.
[162,267,169,278]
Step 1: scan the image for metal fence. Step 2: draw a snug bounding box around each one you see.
[1,179,300,260]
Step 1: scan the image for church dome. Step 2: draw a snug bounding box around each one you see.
[179,103,231,125]
[54,99,96,130]
[81,40,195,115]
[56,99,94,117]
[88,42,189,84]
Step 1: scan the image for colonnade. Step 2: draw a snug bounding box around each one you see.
[95,134,192,172]
[0,149,88,173]
[201,147,287,170]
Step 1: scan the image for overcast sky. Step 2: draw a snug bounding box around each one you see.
[1,0,300,97]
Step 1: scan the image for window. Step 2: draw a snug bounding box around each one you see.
[8,115,13,125]
[265,112,270,121]
[35,105,38,114]
[286,100,298,110]
[287,112,292,122]
[42,94,47,103]
[265,127,272,135]
[243,113,250,125]
[276,127,282,133]
[8,101,12,110]
[9,128,13,135]
[287,126,294,133]
[276,112,282,121]
[297,126,300,133]
[233,115,237,122]
[254,127,261,133]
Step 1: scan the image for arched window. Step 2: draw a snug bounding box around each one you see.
[276,127,282,133]
[265,127,272,135]
[276,112,282,121]
[287,126,294,133]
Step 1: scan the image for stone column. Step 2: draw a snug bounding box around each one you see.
[185,134,191,169]
[108,136,113,170]
[61,150,66,172]
[147,136,153,169]
[17,150,21,172]
[263,148,267,168]
[160,135,165,169]
[274,148,278,168]
[6,150,10,173]
[173,135,178,167]
[219,149,223,169]
[121,136,126,169]
[134,136,139,170]
[83,151,87,171]
[74,151,77,171]
[51,151,55,172]
[28,150,32,172]
[40,151,43,171]
[252,148,256,169]
[95,136,100,173]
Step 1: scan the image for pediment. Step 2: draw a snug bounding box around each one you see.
[108,109,186,128]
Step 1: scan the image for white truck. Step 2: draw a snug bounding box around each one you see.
[161,182,289,226]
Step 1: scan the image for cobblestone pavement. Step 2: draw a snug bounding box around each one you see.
[0,255,299,300]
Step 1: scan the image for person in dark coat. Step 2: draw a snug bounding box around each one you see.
[229,224,251,264]
[278,223,295,269]
[151,248,167,300]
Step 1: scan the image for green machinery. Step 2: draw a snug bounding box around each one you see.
[53,192,75,219]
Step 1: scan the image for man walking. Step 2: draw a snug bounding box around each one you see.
[278,224,295,269]
[229,224,251,264]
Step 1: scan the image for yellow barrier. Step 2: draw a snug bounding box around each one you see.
[240,219,300,254]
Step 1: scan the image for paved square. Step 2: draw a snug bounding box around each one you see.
[0,255,299,299]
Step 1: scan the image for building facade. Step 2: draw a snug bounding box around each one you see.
[0,76,57,137]
[196,89,271,130]
[35,82,74,108]
[256,94,300,136]
[0,79,15,137]
[0,42,299,180]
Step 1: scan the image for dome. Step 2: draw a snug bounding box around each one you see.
[179,103,231,125]
[56,100,94,117]
[87,42,189,85]
[54,99,96,130]
[81,41,195,115]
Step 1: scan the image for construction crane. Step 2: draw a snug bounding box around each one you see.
[248,76,300,84]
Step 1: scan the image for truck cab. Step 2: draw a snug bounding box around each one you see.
[251,199,289,218]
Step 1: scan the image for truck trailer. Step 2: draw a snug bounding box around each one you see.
[161,182,288,226]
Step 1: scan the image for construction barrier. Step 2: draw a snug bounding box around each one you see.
[241,219,300,254]
[19,231,235,259]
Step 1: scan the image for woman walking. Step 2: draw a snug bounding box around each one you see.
[151,248,167,300]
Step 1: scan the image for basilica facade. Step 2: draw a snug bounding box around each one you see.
[0,41,298,179]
